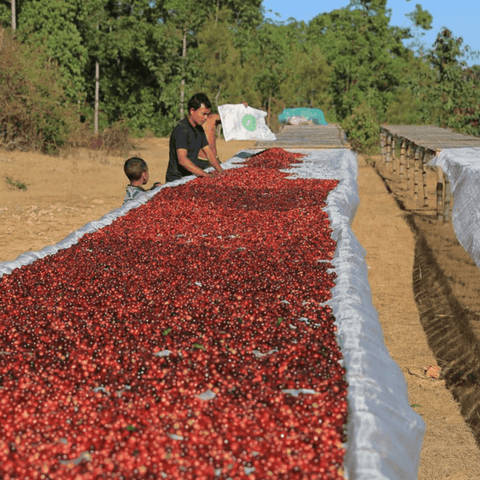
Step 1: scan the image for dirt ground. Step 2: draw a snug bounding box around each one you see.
[353,155,480,479]
[2,139,480,478]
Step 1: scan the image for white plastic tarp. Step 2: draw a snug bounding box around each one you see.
[0,149,425,480]
[218,104,277,142]
[429,148,480,271]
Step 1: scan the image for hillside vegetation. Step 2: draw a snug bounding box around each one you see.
[1,0,479,153]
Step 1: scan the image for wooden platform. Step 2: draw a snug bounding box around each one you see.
[254,124,350,150]
[382,125,480,152]
[380,125,480,222]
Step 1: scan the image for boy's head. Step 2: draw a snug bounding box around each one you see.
[124,157,149,184]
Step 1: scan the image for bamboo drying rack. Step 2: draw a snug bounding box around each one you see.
[380,125,480,221]
[254,124,350,150]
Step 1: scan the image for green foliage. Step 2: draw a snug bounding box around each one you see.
[342,103,380,153]
[193,8,245,107]
[2,0,480,150]
[426,28,480,135]
[0,30,80,152]
[308,1,411,121]
[5,176,27,191]
[16,0,88,102]
[278,42,332,115]
[406,4,432,30]
[384,87,425,125]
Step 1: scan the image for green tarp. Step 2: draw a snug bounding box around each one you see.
[278,108,328,126]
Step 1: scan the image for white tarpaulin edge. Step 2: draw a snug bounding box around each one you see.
[0,149,425,479]
[429,147,480,271]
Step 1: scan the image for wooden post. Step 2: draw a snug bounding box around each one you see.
[444,172,452,222]
[421,150,428,207]
[436,163,444,221]
[391,138,396,173]
[413,147,419,206]
[386,134,391,163]
[406,142,411,190]
[380,130,386,163]
[399,140,406,182]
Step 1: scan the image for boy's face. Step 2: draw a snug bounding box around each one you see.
[190,104,211,127]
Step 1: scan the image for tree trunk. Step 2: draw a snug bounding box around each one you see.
[267,91,272,127]
[180,29,187,118]
[95,61,100,135]
[11,0,16,31]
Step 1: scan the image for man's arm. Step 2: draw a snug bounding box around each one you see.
[177,149,212,177]
[202,144,224,174]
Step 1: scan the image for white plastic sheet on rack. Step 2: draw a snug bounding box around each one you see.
[429,148,480,271]
[0,148,425,480]
[218,103,277,142]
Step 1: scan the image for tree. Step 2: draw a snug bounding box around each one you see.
[271,21,332,117]
[307,0,432,122]
[193,8,245,107]
[16,0,88,102]
[162,0,207,117]
[0,29,80,151]
[11,0,15,30]
[427,28,480,134]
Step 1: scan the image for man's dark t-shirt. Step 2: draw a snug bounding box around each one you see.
[166,117,209,182]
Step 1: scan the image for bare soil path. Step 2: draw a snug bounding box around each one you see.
[353,154,480,479]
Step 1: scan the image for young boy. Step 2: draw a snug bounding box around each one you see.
[123,157,161,203]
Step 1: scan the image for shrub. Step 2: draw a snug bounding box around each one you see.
[341,102,380,154]
[65,120,135,159]
[0,29,80,153]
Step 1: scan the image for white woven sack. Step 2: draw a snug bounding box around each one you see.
[218,104,277,142]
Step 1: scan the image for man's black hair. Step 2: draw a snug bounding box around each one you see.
[187,93,212,112]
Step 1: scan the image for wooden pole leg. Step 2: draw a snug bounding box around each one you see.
[391,138,396,173]
[422,150,428,207]
[443,173,452,223]
[399,140,406,183]
[406,142,411,190]
[380,130,386,163]
[413,147,420,206]
[436,166,444,221]
[386,134,391,164]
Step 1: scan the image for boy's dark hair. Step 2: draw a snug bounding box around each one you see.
[188,93,212,112]
[124,157,148,181]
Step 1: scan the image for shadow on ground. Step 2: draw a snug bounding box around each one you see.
[374,157,480,447]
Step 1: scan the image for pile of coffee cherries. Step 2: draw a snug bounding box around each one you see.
[0,148,347,479]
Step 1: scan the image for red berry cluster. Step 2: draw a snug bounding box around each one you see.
[0,149,347,479]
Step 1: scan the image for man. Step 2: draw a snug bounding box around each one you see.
[166,93,225,182]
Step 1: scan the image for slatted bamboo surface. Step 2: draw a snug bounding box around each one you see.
[380,125,480,222]
[382,125,480,151]
[254,124,350,149]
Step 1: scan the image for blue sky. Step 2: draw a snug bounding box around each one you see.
[262,0,480,65]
